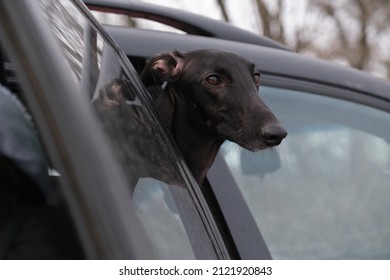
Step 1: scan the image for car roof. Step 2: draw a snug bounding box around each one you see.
[105,26,390,102]
[83,0,290,50]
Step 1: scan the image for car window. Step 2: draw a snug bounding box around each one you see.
[39,0,222,259]
[220,85,390,259]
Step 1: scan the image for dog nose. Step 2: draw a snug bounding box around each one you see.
[261,124,287,147]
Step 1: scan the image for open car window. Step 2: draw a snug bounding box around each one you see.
[39,0,226,259]
[220,85,390,259]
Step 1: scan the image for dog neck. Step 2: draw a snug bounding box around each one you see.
[175,130,222,186]
[154,85,224,186]
[174,126,223,186]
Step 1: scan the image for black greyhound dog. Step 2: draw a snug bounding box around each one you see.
[141,49,287,185]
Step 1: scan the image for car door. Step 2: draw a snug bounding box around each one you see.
[102,23,390,259]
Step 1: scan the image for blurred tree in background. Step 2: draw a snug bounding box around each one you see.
[96,0,390,79]
[216,0,390,80]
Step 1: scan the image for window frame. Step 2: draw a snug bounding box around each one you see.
[261,74,390,115]
[73,0,232,259]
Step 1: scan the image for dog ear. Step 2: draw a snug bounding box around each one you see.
[141,51,184,87]
[141,51,184,133]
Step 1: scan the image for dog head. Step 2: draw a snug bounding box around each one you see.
[141,49,287,151]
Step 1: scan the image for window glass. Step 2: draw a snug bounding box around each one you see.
[221,86,390,259]
[39,0,219,259]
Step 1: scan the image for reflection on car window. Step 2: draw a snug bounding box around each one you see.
[221,86,390,259]
[40,0,218,259]
[41,0,102,83]
[133,179,194,259]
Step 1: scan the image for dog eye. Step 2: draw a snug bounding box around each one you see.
[254,73,261,85]
[206,74,221,85]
